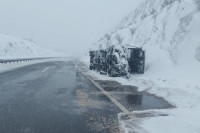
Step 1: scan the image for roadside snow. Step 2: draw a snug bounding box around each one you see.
[139,108,200,133]
[118,108,200,133]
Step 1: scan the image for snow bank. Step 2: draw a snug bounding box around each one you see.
[119,108,200,133]
[141,108,200,133]
[0,33,62,59]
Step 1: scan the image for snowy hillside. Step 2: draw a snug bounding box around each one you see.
[0,33,61,59]
[93,0,200,77]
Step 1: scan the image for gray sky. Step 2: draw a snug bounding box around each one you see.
[0,0,139,56]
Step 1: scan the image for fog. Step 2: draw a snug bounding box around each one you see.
[0,0,139,56]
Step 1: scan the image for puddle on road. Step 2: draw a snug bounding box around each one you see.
[95,80,173,111]
[117,93,172,110]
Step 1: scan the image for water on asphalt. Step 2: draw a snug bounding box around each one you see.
[95,80,173,111]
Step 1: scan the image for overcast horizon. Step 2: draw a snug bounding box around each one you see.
[0,0,140,56]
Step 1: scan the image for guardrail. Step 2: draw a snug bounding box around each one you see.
[0,57,54,64]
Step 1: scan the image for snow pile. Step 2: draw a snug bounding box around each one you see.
[0,33,62,59]
[118,108,200,133]
[89,0,200,132]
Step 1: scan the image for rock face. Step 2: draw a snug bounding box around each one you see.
[92,0,200,69]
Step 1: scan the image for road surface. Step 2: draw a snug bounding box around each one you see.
[0,60,121,133]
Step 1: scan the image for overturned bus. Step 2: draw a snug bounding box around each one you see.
[89,45,145,77]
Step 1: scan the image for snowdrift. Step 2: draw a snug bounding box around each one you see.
[0,33,61,59]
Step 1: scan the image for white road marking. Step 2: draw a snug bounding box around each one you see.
[41,67,49,73]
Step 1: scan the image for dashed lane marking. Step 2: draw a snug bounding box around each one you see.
[41,67,49,73]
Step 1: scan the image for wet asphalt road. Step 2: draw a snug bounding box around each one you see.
[0,60,121,133]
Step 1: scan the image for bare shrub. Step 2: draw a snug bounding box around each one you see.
[161,0,177,8]
[194,0,200,10]
[115,34,123,44]
[150,8,156,15]
[104,34,111,41]
[130,28,136,36]
[141,13,147,20]
[99,43,102,49]
[8,42,13,47]
[196,46,200,61]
